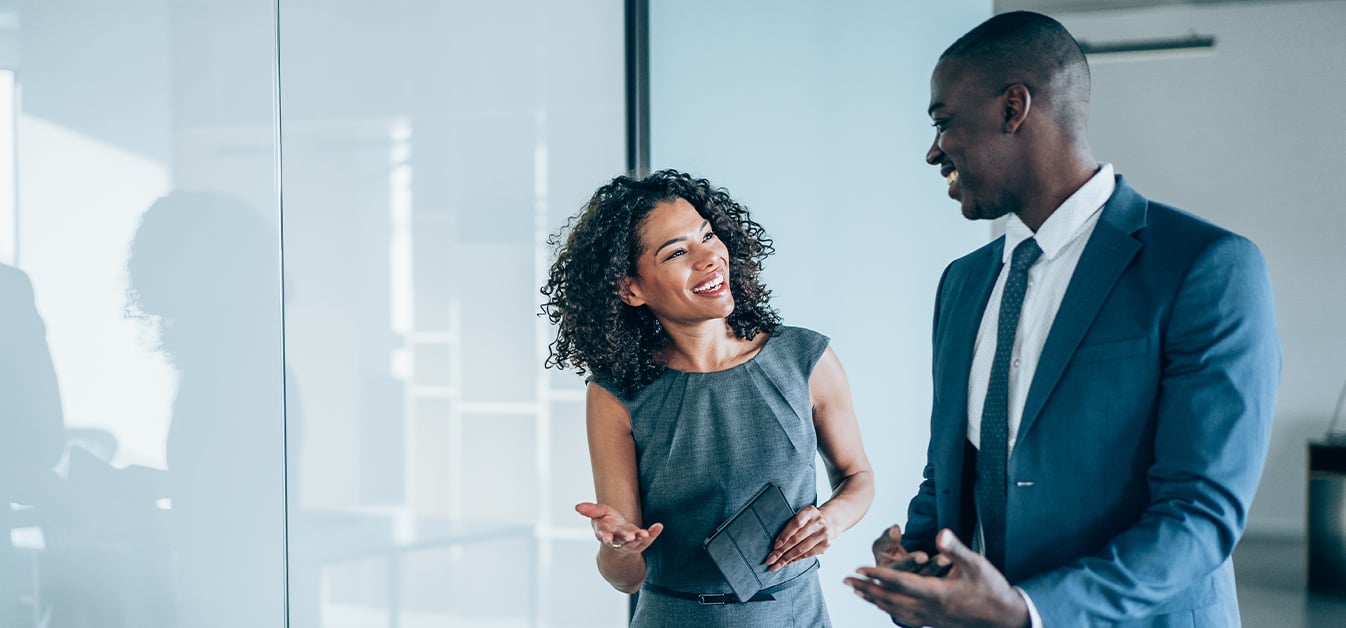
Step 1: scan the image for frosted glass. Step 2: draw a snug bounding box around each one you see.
[277,1,626,626]
[2,1,285,627]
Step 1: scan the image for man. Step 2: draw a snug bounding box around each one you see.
[845,11,1279,627]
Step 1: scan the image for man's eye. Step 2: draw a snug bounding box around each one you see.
[932,121,947,132]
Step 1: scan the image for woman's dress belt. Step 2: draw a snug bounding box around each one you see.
[640,560,819,605]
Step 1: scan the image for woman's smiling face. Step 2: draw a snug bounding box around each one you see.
[621,197,734,325]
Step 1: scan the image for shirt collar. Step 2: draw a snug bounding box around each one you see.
[1002,163,1115,264]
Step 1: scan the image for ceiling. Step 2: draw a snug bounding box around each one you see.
[994,0,1327,13]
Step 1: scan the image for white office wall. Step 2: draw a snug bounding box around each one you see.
[1055,0,1346,537]
[649,1,992,625]
[2,0,286,627]
[276,1,627,626]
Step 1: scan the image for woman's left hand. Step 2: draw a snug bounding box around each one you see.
[765,505,834,572]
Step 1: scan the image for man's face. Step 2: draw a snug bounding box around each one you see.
[926,58,1017,221]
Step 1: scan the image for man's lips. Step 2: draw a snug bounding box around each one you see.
[946,170,959,186]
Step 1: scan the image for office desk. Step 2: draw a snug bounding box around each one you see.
[290,511,538,628]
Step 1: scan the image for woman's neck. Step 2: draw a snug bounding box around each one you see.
[658,319,765,373]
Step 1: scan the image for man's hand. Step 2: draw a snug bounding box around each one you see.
[846,528,1029,628]
[872,524,909,565]
[871,523,953,577]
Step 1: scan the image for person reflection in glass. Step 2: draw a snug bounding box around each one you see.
[0,263,65,626]
[541,170,874,626]
[126,191,286,628]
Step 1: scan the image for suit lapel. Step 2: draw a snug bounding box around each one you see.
[935,240,1003,529]
[1016,176,1147,445]
[938,241,1003,443]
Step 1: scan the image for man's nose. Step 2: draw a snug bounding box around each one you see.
[926,137,944,166]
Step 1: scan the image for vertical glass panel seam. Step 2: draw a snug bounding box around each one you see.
[625,0,650,177]
[272,0,291,626]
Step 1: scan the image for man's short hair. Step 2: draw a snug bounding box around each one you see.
[941,11,1091,129]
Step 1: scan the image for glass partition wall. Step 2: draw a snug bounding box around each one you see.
[4,0,625,626]
[2,1,286,627]
[277,0,626,626]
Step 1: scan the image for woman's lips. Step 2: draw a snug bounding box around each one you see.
[692,273,727,296]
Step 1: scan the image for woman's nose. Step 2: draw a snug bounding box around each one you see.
[693,243,719,269]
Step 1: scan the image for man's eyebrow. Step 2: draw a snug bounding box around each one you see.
[928,102,944,116]
[653,220,710,256]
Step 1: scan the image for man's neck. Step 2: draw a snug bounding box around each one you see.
[1016,157,1100,232]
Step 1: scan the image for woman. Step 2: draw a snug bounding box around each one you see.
[541,170,874,626]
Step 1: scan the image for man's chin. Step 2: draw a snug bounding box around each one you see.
[962,201,1010,222]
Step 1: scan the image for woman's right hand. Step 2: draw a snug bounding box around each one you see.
[576,502,664,555]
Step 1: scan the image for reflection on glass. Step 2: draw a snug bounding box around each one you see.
[0,263,64,627]
[7,191,288,628]
[5,0,284,626]
[7,191,286,628]
[125,191,285,628]
[6,0,626,625]
[279,1,627,626]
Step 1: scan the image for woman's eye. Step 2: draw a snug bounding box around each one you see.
[703,231,717,242]
[664,249,685,261]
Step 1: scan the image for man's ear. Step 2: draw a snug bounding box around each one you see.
[1001,83,1031,134]
[619,277,645,307]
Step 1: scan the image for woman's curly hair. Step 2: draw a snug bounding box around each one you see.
[540,169,780,397]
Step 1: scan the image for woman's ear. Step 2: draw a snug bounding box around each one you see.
[1001,83,1031,133]
[618,277,646,307]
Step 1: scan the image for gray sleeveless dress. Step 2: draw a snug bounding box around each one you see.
[597,326,833,627]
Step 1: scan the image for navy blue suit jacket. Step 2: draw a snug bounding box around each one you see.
[904,176,1280,625]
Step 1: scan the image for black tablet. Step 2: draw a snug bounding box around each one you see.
[702,483,798,602]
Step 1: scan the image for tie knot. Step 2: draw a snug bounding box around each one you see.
[1011,238,1042,274]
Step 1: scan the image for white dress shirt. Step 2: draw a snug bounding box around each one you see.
[966,163,1115,452]
[965,163,1115,628]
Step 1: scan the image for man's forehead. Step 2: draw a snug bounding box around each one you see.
[928,59,967,112]
[931,58,991,101]
[933,57,977,86]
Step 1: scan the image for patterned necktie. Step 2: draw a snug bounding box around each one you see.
[977,237,1042,572]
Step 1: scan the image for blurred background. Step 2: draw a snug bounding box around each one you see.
[0,0,1342,626]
